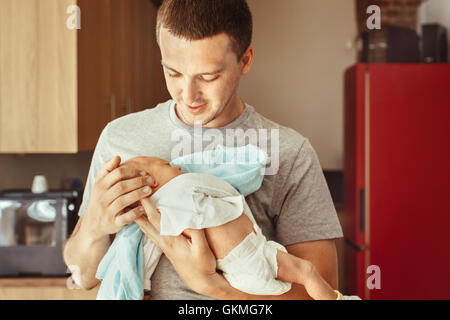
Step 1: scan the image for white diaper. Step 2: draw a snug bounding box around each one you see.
[216,224,292,295]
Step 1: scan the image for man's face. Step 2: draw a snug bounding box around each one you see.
[159,27,248,128]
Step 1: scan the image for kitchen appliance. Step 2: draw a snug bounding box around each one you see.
[344,63,450,299]
[386,25,421,63]
[0,189,81,276]
[360,25,422,63]
[422,23,448,63]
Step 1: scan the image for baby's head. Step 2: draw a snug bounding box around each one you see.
[122,156,183,195]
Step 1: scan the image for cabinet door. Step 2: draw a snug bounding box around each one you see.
[110,0,131,120]
[0,0,77,153]
[130,0,163,113]
[77,0,113,151]
[133,0,170,112]
[110,0,166,117]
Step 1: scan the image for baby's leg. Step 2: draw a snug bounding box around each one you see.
[276,250,337,300]
[202,213,254,259]
[189,213,337,299]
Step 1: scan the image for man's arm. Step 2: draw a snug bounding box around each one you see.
[63,156,154,290]
[200,211,338,299]
[63,215,111,290]
[202,239,338,300]
[136,198,339,300]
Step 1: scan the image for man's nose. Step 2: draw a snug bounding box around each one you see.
[182,78,200,105]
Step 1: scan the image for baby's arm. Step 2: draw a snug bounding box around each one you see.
[184,213,337,300]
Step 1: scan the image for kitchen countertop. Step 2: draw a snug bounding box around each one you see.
[0,277,68,287]
[0,277,98,300]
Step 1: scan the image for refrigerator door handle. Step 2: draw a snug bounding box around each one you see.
[359,188,365,233]
[345,238,369,252]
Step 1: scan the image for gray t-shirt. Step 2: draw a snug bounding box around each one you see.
[78,99,343,299]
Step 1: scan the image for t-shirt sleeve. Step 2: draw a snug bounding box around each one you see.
[275,138,343,246]
[78,124,112,217]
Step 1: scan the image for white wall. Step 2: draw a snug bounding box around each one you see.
[240,0,357,170]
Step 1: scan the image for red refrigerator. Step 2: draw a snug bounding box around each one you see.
[344,63,450,300]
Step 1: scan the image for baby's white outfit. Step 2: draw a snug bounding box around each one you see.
[143,172,291,295]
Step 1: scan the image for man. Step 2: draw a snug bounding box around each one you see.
[63,0,343,299]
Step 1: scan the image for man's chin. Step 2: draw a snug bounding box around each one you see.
[179,112,206,126]
[175,103,219,127]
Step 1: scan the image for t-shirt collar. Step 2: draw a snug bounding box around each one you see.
[168,99,252,132]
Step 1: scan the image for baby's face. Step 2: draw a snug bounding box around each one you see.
[122,156,183,195]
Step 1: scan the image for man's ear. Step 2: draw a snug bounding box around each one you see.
[240,45,254,75]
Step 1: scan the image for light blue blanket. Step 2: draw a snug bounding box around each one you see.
[95,144,267,300]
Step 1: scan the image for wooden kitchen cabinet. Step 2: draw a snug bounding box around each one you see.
[0,0,160,153]
[109,0,158,122]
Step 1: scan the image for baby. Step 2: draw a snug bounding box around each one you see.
[122,156,341,300]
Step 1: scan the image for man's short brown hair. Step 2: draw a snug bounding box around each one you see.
[156,0,253,61]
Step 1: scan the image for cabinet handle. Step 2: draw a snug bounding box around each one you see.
[110,94,116,120]
[126,97,134,114]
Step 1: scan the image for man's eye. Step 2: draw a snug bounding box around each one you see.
[168,73,180,78]
[201,75,219,82]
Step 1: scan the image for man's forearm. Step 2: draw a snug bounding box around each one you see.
[204,239,339,300]
[63,217,111,290]
[204,273,312,300]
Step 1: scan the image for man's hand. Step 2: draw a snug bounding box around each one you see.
[135,198,219,296]
[82,156,154,240]
[64,155,156,290]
